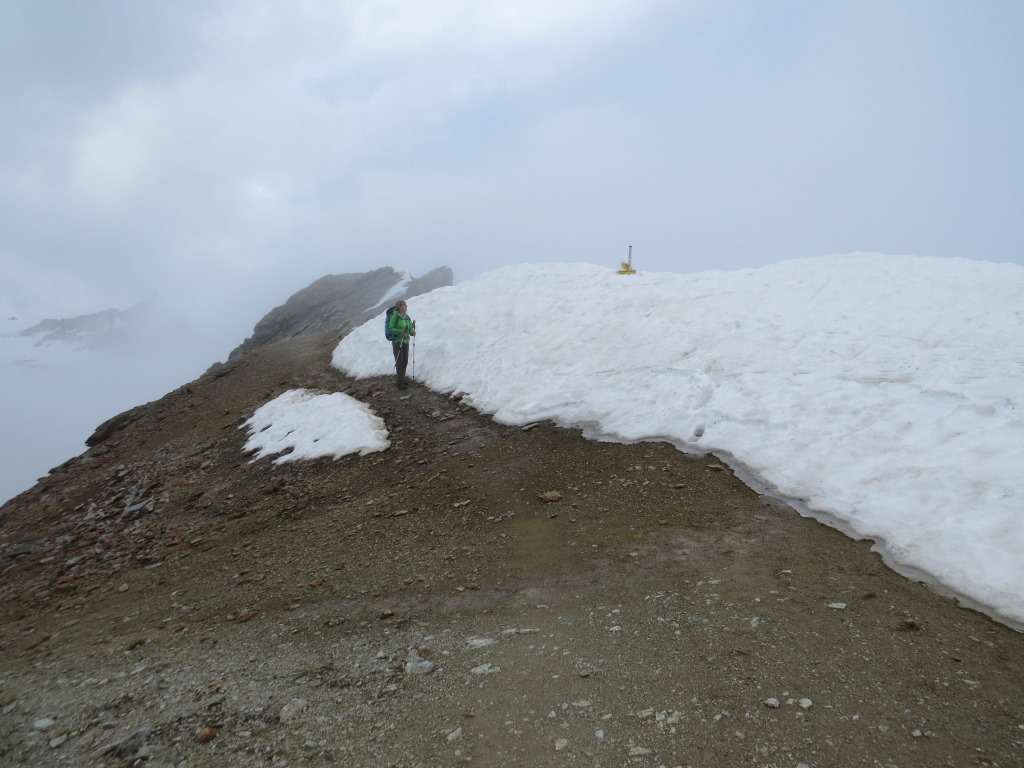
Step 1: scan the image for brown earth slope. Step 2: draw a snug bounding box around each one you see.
[1,331,1023,767]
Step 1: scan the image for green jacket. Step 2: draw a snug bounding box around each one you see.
[388,311,415,345]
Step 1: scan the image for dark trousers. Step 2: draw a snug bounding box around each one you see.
[392,342,409,383]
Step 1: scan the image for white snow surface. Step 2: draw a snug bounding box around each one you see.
[242,389,389,463]
[325,254,1024,628]
[376,271,413,309]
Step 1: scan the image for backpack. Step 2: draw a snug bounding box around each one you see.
[384,306,397,341]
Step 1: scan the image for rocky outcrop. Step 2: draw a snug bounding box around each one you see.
[85,403,152,448]
[226,266,452,361]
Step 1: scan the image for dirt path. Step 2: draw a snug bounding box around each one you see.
[2,332,1022,767]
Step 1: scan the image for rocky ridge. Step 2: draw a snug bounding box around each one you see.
[226,267,453,361]
[1,285,1023,766]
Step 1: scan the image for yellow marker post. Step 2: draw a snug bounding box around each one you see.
[617,245,637,274]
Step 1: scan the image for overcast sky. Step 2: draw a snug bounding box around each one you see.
[2,0,1023,341]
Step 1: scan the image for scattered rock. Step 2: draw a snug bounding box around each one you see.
[539,491,562,502]
[405,649,435,675]
[97,727,153,759]
[195,725,220,743]
[279,698,308,723]
[48,734,68,748]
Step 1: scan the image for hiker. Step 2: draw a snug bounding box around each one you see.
[388,300,416,389]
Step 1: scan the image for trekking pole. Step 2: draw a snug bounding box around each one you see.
[412,320,416,379]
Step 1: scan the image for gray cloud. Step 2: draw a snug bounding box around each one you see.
[2,0,1022,323]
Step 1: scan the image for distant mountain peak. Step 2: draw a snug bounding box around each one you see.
[20,307,128,348]
[15,298,167,350]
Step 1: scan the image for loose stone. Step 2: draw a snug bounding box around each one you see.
[405,649,435,675]
[279,698,308,723]
[195,726,219,743]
